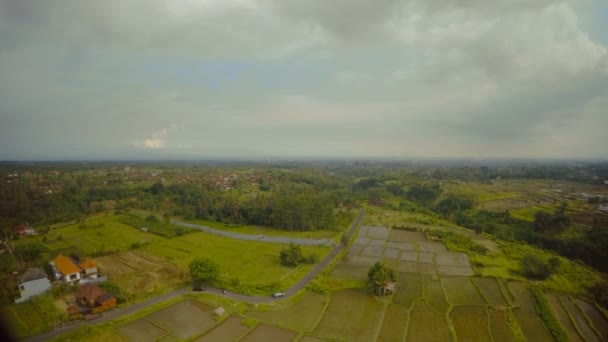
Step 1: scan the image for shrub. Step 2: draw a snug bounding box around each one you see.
[280,244,303,267]
[304,254,319,264]
[368,262,397,296]
[306,278,330,294]
[189,258,220,285]
[520,254,552,280]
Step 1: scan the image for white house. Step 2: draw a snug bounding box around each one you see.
[50,254,82,283]
[15,268,51,303]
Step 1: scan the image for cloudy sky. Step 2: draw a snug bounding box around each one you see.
[0,0,607,160]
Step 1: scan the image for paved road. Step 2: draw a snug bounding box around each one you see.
[24,209,365,342]
[172,220,334,246]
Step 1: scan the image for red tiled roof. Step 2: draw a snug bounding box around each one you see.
[79,260,97,269]
[78,284,106,302]
[52,255,81,275]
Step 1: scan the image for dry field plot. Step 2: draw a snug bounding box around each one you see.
[377,304,408,342]
[512,309,553,342]
[147,300,216,339]
[406,303,453,341]
[508,282,537,314]
[118,319,168,342]
[195,316,251,342]
[330,264,369,280]
[241,324,298,342]
[450,306,492,342]
[442,276,486,306]
[314,289,384,342]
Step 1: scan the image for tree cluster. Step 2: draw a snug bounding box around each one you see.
[279,244,318,267]
[519,254,560,280]
[367,262,397,296]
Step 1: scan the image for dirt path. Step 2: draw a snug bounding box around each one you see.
[24,210,365,342]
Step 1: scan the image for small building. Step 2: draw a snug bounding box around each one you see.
[77,284,116,311]
[79,260,98,279]
[13,224,36,237]
[214,306,225,317]
[15,268,51,303]
[50,254,82,283]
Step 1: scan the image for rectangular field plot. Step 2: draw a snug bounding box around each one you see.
[399,251,418,261]
[418,241,447,253]
[330,264,369,280]
[507,282,536,314]
[245,292,327,332]
[341,254,378,266]
[560,296,601,342]
[398,260,420,273]
[361,246,384,258]
[377,304,408,342]
[437,265,474,276]
[513,309,553,342]
[118,319,168,342]
[394,272,422,308]
[436,252,471,267]
[406,303,453,341]
[574,299,608,339]
[300,337,327,342]
[147,300,216,339]
[387,242,415,251]
[423,274,450,313]
[473,277,508,308]
[382,248,400,260]
[348,244,365,255]
[419,262,437,275]
[354,237,370,245]
[546,293,583,342]
[442,277,486,306]
[366,226,390,239]
[419,252,434,264]
[488,309,514,342]
[450,306,492,342]
[241,324,298,342]
[195,316,251,342]
[369,239,386,246]
[388,230,426,243]
[314,289,385,342]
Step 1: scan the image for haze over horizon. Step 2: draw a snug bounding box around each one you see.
[1,0,607,160]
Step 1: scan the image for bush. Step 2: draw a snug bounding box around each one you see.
[306,278,330,294]
[530,286,567,342]
[520,254,552,280]
[280,244,303,267]
[189,258,220,285]
[304,254,319,264]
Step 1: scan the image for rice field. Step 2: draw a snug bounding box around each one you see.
[450,306,492,342]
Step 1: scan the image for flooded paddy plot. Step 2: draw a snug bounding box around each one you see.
[118,319,168,342]
[348,244,365,255]
[386,242,415,251]
[561,296,602,342]
[436,265,474,276]
[399,251,418,261]
[330,264,369,280]
[377,304,408,342]
[422,274,450,313]
[241,324,298,342]
[245,292,327,332]
[341,254,378,266]
[394,272,423,308]
[382,248,401,260]
[545,293,583,342]
[368,239,386,246]
[354,237,370,245]
[365,226,390,239]
[388,229,427,243]
[436,252,471,267]
[406,303,453,341]
[419,252,434,264]
[195,316,251,342]
[451,306,492,342]
[488,309,514,342]
[147,300,215,339]
[473,277,508,308]
[418,241,447,253]
[442,276,486,306]
[314,289,384,342]
[361,245,384,258]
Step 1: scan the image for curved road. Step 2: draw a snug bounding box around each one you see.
[171,220,334,246]
[24,209,365,342]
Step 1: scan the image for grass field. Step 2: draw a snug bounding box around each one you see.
[451,306,492,342]
[406,302,452,341]
[442,276,486,306]
[195,316,251,342]
[376,304,408,342]
[2,301,46,338]
[142,231,330,293]
[118,319,168,341]
[314,289,384,341]
[244,292,327,332]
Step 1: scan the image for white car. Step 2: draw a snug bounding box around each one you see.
[272,292,285,298]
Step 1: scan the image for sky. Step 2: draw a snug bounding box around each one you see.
[0,0,607,160]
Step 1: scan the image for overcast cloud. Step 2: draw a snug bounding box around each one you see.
[0,0,606,160]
